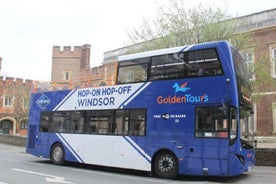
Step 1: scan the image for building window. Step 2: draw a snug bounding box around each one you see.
[20,120,28,129]
[253,103,257,133]
[64,71,71,81]
[3,96,13,107]
[242,52,255,80]
[272,103,276,133]
[23,98,30,109]
[271,47,276,78]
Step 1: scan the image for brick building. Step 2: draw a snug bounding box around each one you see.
[0,57,33,136]
[237,9,276,139]
[100,9,276,140]
[49,44,116,90]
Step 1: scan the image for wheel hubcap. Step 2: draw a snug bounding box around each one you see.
[53,147,62,161]
[159,155,175,173]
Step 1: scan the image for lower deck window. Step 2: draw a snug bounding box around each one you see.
[40,109,146,136]
[195,106,228,138]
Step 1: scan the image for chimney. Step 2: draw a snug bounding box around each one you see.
[81,44,91,72]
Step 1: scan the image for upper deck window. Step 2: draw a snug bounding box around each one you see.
[232,49,250,83]
[117,48,223,84]
[232,48,252,107]
[117,58,149,84]
[187,49,223,77]
[150,53,185,80]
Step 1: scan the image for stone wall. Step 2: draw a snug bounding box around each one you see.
[255,148,276,166]
[0,134,26,147]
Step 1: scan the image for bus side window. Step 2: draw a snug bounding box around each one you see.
[40,112,50,132]
[86,111,98,134]
[97,122,107,134]
[117,59,149,84]
[129,109,146,136]
[114,110,129,135]
[88,120,98,134]
[186,49,223,77]
[150,53,185,81]
[195,106,228,138]
[40,109,147,136]
[71,111,85,133]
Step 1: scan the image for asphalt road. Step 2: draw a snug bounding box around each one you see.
[0,143,276,184]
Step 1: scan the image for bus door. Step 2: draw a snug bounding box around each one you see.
[27,123,38,150]
[186,106,229,176]
[36,112,52,157]
[26,121,49,158]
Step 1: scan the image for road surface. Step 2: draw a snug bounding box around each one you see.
[0,143,275,184]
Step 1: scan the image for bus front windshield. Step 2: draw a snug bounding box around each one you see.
[231,48,255,145]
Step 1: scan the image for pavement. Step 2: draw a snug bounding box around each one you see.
[0,143,26,153]
[257,143,276,148]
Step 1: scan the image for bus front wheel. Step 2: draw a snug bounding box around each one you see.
[51,143,65,165]
[153,151,178,179]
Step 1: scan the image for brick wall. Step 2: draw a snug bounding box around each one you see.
[252,26,276,136]
[255,95,276,136]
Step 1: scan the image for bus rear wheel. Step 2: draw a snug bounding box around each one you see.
[153,151,178,179]
[51,143,65,165]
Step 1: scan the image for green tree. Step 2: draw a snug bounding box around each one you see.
[251,53,276,101]
[126,0,250,52]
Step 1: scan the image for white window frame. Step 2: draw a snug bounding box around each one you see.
[3,96,13,107]
[272,103,276,133]
[253,103,257,133]
[20,119,28,129]
[23,98,30,109]
[270,44,276,78]
[241,50,255,81]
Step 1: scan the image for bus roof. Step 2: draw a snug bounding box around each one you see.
[118,40,229,62]
[118,46,187,61]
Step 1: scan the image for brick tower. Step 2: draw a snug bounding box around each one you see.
[51,44,91,82]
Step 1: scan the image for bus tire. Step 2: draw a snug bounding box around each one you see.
[50,143,65,165]
[153,151,178,179]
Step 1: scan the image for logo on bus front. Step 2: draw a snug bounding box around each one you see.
[36,94,51,109]
[156,82,209,104]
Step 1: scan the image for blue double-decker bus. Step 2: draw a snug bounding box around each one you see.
[26,40,255,179]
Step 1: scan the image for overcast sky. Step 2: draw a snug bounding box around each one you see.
[0,0,275,81]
